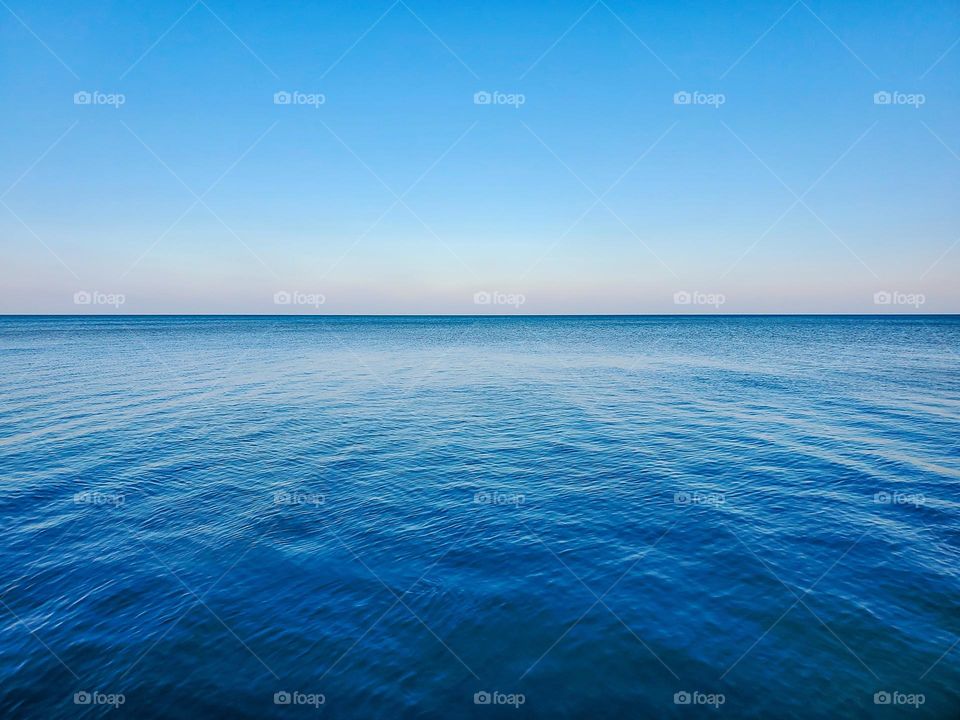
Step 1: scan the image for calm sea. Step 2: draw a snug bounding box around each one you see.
[1,316,958,718]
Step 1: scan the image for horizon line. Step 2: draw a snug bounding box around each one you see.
[3,313,958,319]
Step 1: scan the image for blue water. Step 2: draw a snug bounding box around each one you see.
[1,316,958,718]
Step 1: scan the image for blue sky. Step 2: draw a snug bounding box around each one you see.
[1,0,958,313]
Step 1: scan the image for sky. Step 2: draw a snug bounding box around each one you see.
[0,0,958,314]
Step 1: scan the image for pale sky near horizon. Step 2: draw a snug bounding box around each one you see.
[1,0,958,314]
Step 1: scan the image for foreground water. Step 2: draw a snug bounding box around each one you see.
[0,316,958,718]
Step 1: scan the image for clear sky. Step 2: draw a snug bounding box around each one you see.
[1,0,958,313]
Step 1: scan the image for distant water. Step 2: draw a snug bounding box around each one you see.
[1,316,958,718]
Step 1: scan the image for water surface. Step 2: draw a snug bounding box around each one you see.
[1,316,958,718]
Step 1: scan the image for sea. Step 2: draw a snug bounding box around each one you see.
[0,316,958,718]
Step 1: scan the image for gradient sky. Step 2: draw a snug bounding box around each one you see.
[1,0,958,313]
